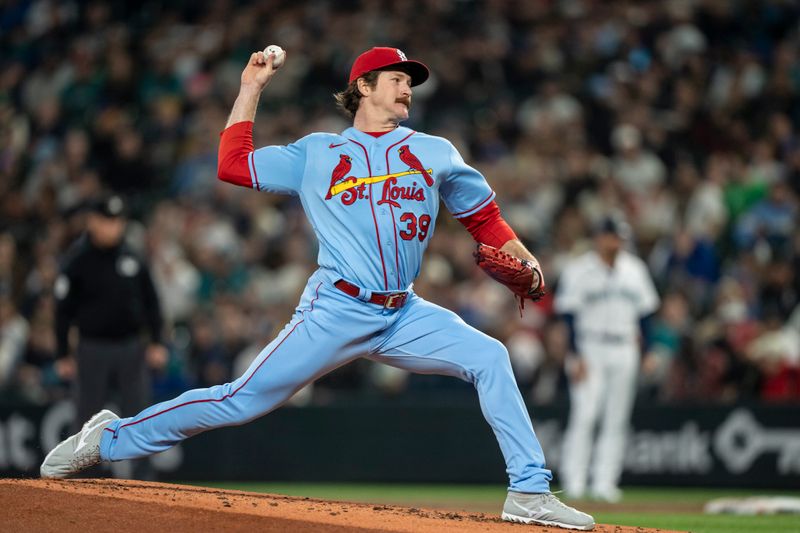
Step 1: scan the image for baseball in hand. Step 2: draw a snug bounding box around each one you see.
[263,45,285,69]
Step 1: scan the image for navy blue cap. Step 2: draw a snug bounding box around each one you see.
[90,194,126,218]
[593,215,631,239]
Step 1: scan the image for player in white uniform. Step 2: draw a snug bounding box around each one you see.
[554,216,659,502]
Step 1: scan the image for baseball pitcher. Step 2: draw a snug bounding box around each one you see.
[41,46,593,530]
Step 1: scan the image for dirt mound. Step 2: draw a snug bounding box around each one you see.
[0,478,680,532]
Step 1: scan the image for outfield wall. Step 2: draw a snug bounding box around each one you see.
[1,400,797,488]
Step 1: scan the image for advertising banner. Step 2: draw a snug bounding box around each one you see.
[1,401,797,488]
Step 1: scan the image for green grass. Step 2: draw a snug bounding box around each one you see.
[585,486,799,502]
[181,482,800,533]
[187,481,506,504]
[591,512,800,533]
[183,482,508,513]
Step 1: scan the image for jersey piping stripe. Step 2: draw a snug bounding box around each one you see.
[451,190,495,218]
[248,151,260,191]
[307,281,322,311]
[111,282,322,434]
[348,138,388,290]
[368,183,387,290]
[384,131,416,290]
[388,205,400,289]
[114,320,302,432]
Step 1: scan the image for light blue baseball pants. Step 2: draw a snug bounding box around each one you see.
[100,268,552,492]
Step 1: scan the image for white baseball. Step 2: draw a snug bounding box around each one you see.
[263,45,286,69]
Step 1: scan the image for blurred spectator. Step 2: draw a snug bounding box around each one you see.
[747,311,800,402]
[147,223,200,327]
[0,233,21,298]
[506,325,546,393]
[640,291,690,401]
[759,258,799,321]
[610,123,666,198]
[188,311,229,388]
[684,158,728,241]
[734,178,797,257]
[669,277,762,403]
[0,294,29,390]
[649,227,720,313]
[508,318,570,406]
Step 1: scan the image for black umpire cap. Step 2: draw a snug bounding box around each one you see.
[89,194,127,218]
[593,215,631,240]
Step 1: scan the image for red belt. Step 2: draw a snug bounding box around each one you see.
[334,280,409,309]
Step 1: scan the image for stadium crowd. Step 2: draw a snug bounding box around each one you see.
[1,0,799,407]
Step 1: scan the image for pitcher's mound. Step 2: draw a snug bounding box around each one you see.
[0,478,678,532]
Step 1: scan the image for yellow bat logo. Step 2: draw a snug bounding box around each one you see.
[330,168,433,197]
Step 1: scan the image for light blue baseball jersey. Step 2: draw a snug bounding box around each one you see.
[248,126,495,290]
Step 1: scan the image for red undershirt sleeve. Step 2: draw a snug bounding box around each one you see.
[217,121,255,188]
[457,200,518,248]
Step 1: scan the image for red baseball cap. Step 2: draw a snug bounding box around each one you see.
[349,47,429,86]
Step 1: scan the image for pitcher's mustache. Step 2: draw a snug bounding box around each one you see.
[396,97,411,108]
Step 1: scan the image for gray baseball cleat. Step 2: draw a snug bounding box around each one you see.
[40,409,119,478]
[502,491,595,530]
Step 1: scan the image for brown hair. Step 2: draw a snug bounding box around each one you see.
[333,71,381,118]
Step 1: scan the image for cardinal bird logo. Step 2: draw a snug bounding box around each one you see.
[398,145,434,187]
[326,154,352,199]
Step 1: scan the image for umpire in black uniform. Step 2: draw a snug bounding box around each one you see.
[54,194,166,456]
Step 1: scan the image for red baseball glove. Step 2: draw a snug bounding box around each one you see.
[473,243,546,312]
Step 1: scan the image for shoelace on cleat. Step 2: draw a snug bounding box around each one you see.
[541,493,574,511]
